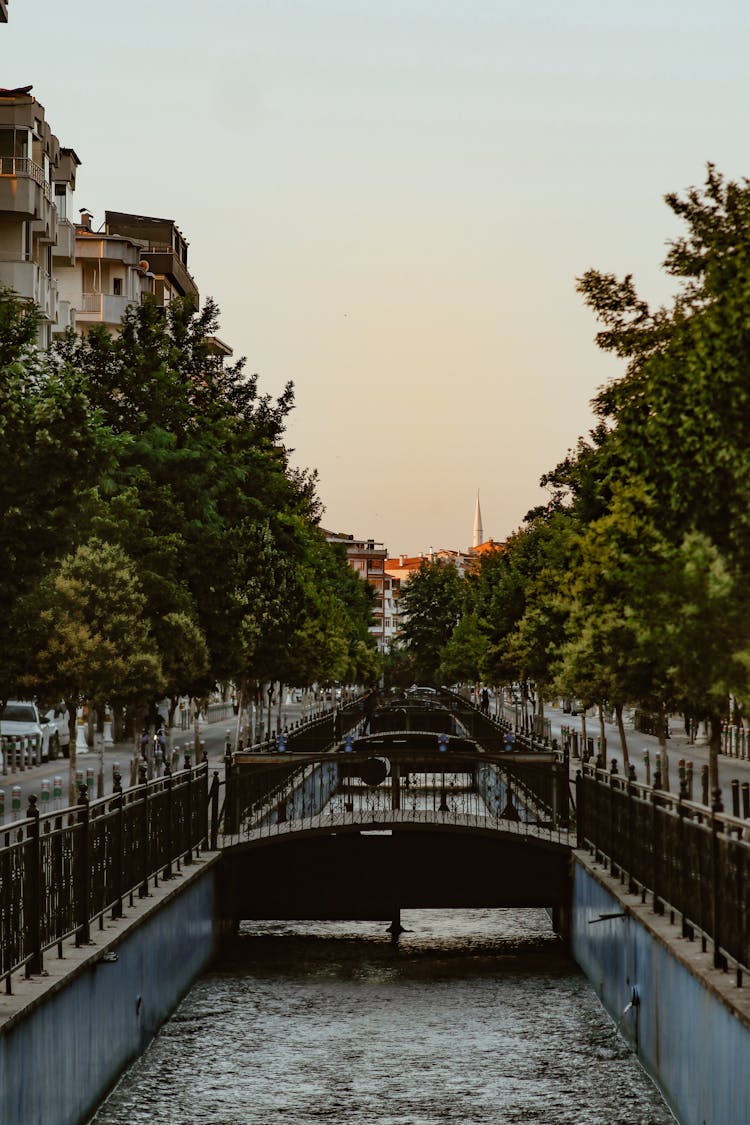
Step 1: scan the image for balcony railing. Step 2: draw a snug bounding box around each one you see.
[80,291,102,314]
[0,156,51,201]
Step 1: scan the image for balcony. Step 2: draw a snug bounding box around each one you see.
[53,219,76,264]
[77,291,135,329]
[0,256,53,318]
[140,247,198,303]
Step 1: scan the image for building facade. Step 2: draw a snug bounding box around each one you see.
[325,533,397,652]
[0,87,79,346]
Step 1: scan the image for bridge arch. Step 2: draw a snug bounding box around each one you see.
[218,821,571,923]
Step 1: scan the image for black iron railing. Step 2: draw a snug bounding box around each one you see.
[577,764,750,983]
[0,763,214,991]
[220,749,573,848]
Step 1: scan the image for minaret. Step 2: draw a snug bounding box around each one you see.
[472,491,483,549]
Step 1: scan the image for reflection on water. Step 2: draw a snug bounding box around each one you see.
[91,909,674,1125]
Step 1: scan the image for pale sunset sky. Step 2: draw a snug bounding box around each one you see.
[5,2,750,554]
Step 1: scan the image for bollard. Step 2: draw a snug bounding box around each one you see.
[41,778,50,808]
[643,750,651,787]
[225,730,232,755]
[53,776,62,806]
[112,761,120,786]
[86,767,94,797]
[609,758,618,775]
[75,769,84,792]
[701,764,709,807]
[686,761,694,802]
[183,749,192,771]
[731,778,740,818]
[11,785,21,815]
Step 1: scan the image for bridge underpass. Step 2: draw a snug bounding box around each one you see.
[217,697,574,934]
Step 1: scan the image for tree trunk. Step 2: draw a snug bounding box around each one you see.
[598,703,607,765]
[658,705,669,791]
[581,710,588,759]
[615,703,630,772]
[709,713,722,797]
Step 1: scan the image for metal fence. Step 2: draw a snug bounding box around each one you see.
[0,763,214,991]
[577,764,750,982]
[220,750,573,849]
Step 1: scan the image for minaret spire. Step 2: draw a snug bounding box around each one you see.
[472,490,483,549]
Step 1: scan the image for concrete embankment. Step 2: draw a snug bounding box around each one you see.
[571,851,750,1125]
[0,853,228,1125]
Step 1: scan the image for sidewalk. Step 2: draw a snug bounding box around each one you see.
[0,720,232,823]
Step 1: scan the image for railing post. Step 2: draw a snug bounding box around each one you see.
[163,765,173,880]
[25,796,42,977]
[711,788,725,970]
[575,770,584,848]
[139,773,150,897]
[209,771,220,850]
[184,765,193,866]
[75,785,91,946]
[111,770,123,919]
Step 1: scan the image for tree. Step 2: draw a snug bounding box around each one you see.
[397,560,465,685]
[0,288,113,699]
[20,539,164,798]
[573,166,750,789]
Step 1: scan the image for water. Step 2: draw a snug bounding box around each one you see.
[91,910,675,1125]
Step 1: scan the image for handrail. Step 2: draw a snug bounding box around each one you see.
[0,763,211,992]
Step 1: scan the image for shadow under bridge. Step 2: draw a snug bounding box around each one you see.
[217,729,573,929]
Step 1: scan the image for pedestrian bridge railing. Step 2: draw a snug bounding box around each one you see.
[219,749,572,850]
[0,763,213,992]
[577,763,750,985]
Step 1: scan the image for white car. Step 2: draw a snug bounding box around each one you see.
[43,706,71,757]
[0,701,56,763]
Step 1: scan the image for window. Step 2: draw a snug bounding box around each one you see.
[113,277,123,296]
[54,183,67,220]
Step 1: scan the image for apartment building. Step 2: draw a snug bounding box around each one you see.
[55,211,153,335]
[104,211,198,308]
[0,86,79,346]
[324,532,397,652]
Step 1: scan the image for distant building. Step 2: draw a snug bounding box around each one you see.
[324,532,396,652]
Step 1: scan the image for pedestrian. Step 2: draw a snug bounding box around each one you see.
[481,688,489,713]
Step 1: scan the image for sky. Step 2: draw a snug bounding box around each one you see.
[5,1,750,555]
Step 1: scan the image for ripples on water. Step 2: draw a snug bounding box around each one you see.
[91,909,674,1125]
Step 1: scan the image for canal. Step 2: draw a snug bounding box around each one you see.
[90,908,674,1124]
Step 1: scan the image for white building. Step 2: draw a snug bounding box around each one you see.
[0,86,79,346]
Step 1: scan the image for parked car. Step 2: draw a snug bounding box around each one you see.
[43,705,71,757]
[0,701,56,763]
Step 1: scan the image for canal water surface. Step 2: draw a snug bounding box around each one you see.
[91,909,674,1125]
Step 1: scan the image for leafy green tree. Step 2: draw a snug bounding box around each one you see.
[0,289,113,699]
[20,539,164,797]
[397,560,465,685]
[439,612,486,686]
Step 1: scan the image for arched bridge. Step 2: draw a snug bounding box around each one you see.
[217,697,574,930]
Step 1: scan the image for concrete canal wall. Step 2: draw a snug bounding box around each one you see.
[571,852,750,1125]
[0,853,226,1125]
